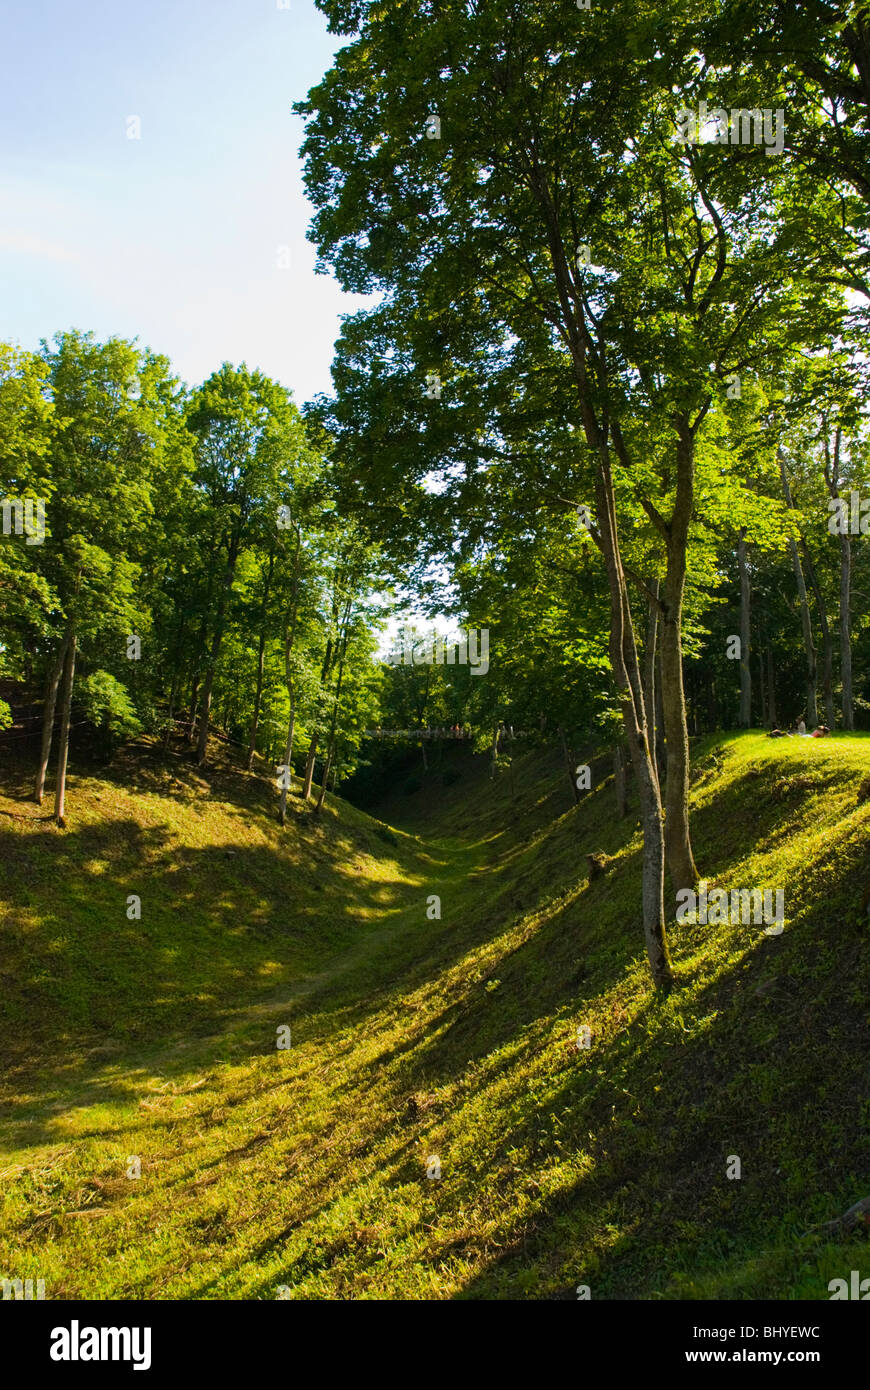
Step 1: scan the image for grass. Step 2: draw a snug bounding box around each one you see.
[1,730,869,1299]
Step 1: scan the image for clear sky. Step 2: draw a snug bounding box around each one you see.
[0,0,371,403]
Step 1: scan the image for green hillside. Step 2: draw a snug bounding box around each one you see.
[1,732,869,1299]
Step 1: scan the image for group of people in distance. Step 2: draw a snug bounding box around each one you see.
[767,719,831,739]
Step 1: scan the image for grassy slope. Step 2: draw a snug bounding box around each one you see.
[1,731,869,1299]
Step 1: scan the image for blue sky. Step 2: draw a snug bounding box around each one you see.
[0,0,371,403]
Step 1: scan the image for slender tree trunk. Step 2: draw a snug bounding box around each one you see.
[823,423,853,730]
[737,528,751,727]
[246,548,276,770]
[195,652,219,764]
[657,424,699,896]
[197,537,242,765]
[614,742,628,817]
[315,632,349,814]
[34,627,71,804]
[766,644,777,729]
[279,526,303,825]
[593,453,672,989]
[534,193,669,984]
[559,725,579,805]
[54,632,77,827]
[278,707,297,826]
[302,734,318,800]
[654,647,666,776]
[802,539,835,728]
[489,723,499,779]
[186,676,200,744]
[757,646,766,728]
[163,681,177,752]
[315,750,333,811]
[840,530,854,730]
[792,541,818,726]
[163,609,190,751]
[185,598,212,744]
[643,581,659,793]
[707,671,718,733]
[163,653,182,752]
[303,630,336,801]
[659,580,698,892]
[779,449,817,726]
[247,634,268,768]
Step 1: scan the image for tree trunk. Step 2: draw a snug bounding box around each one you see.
[279,526,303,824]
[659,584,698,893]
[707,671,719,733]
[315,629,350,813]
[303,630,337,801]
[278,707,297,826]
[186,676,199,744]
[490,723,499,779]
[302,734,318,800]
[559,725,579,805]
[246,548,276,770]
[614,741,628,817]
[658,423,699,897]
[196,537,242,765]
[247,635,268,768]
[195,657,218,764]
[766,644,777,729]
[801,538,835,728]
[643,581,659,793]
[315,749,333,811]
[54,632,77,827]
[34,627,71,804]
[840,529,854,730]
[592,455,672,989]
[185,602,212,744]
[779,448,817,726]
[654,647,666,777]
[737,528,751,727]
[822,423,853,731]
[163,676,178,752]
[528,157,673,985]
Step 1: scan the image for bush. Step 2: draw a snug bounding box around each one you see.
[402,774,422,795]
[79,670,143,755]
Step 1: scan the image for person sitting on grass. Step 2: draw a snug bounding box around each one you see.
[811,725,831,738]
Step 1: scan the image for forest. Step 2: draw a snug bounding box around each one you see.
[1,0,870,1325]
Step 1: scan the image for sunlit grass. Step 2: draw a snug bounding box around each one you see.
[1,730,869,1298]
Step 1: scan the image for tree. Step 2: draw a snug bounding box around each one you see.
[29,332,173,820]
[184,364,312,765]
